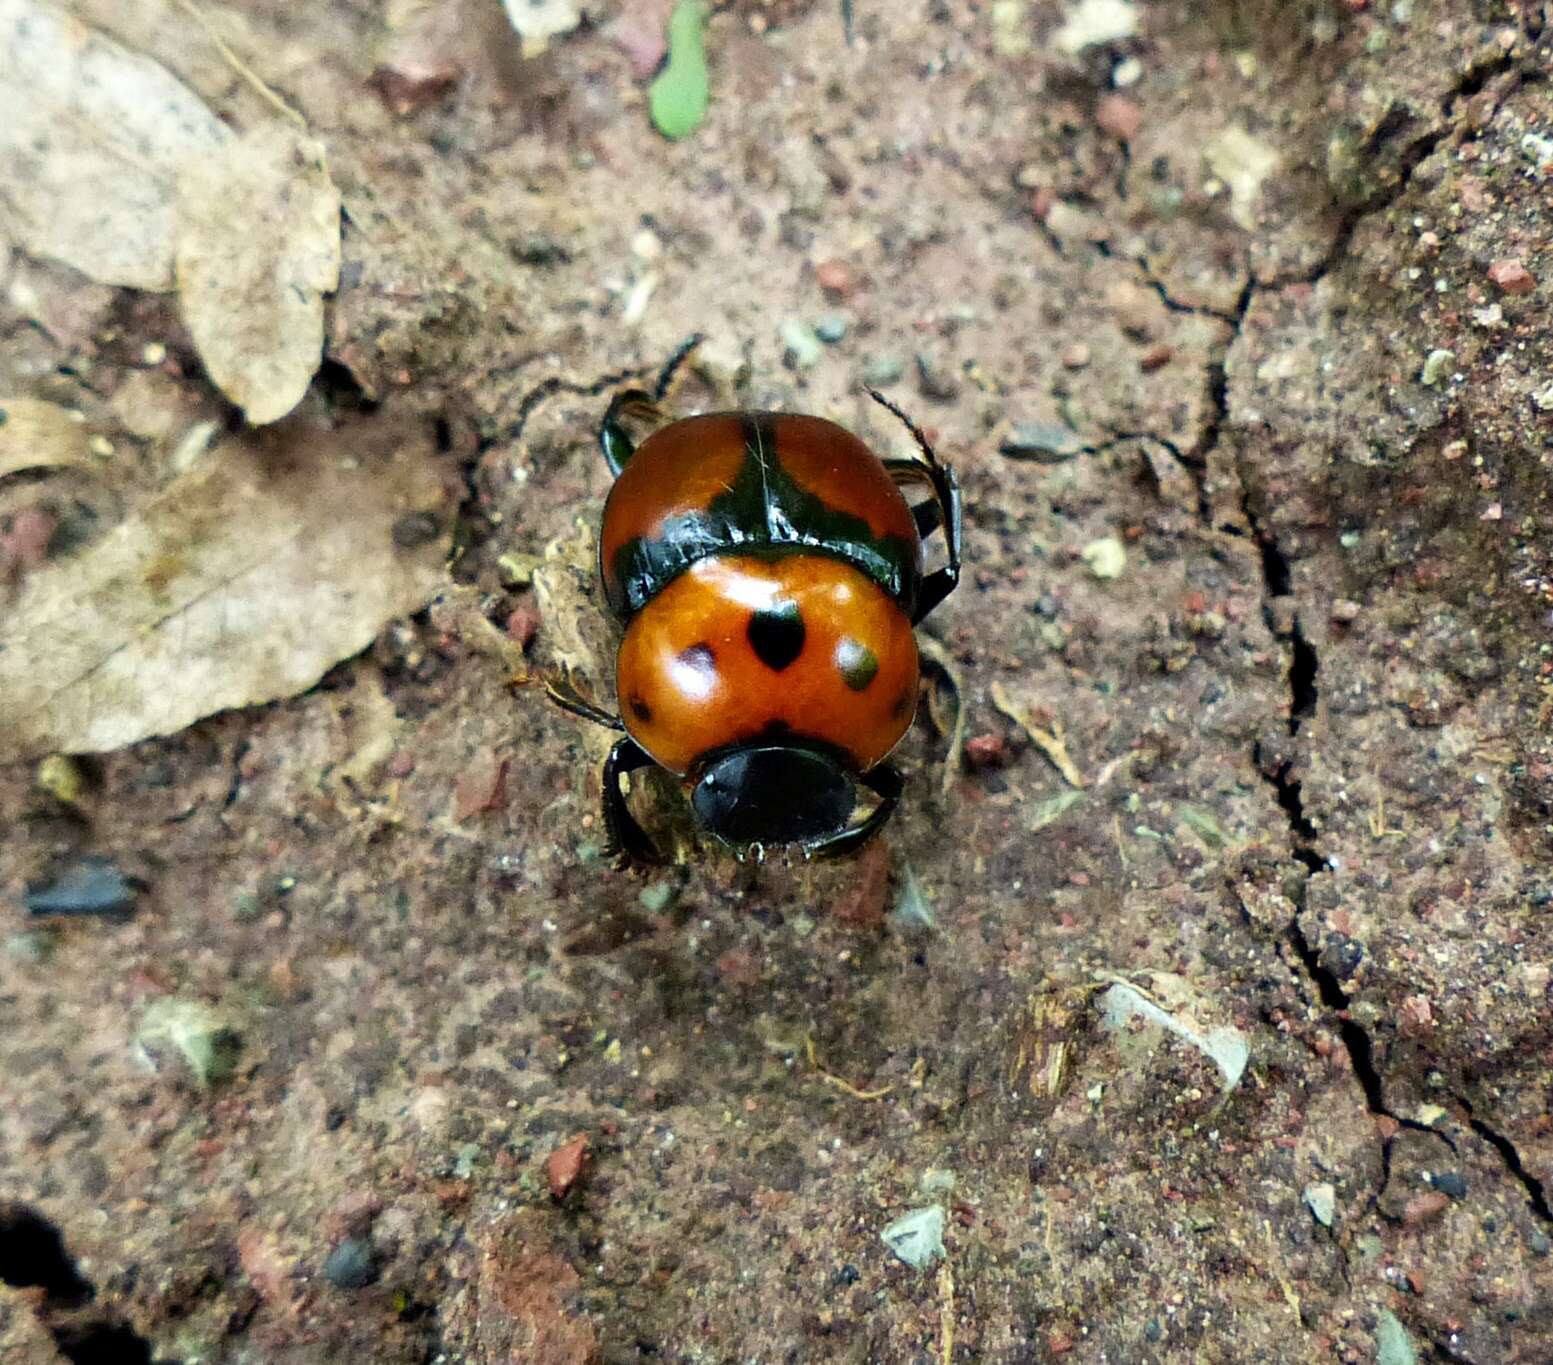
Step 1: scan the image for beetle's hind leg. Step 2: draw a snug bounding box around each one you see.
[603,738,667,864]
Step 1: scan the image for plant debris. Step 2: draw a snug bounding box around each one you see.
[650,0,710,141]
[989,681,1086,788]
[1007,983,1098,1103]
[0,398,90,478]
[0,0,229,290]
[0,414,450,761]
[136,995,241,1089]
[1096,972,1250,1096]
[175,121,341,424]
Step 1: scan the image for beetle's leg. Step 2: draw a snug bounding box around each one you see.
[882,454,962,624]
[545,670,625,731]
[803,763,903,859]
[598,388,661,477]
[602,738,667,864]
[909,461,961,623]
[886,467,943,539]
[598,335,706,476]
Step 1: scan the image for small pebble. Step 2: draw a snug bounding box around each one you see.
[1112,55,1143,88]
[889,862,935,933]
[1061,342,1091,369]
[639,881,676,912]
[1139,343,1173,372]
[862,355,906,386]
[547,1133,591,1199]
[1419,348,1455,386]
[1303,1182,1336,1227]
[880,1205,945,1268]
[965,733,1010,767]
[814,259,857,297]
[914,350,961,402]
[1401,1190,1450,1225]
[1427,1170,1468,1198]
[6,930,54,963]
[36,754,86,805]
[780,320,823,370]
[814,314,849,343]
[323,1238,378,1290]
[1000,421,1083,462]
[26,857,136,918]
[1521,131,1553,165]
[505,603,539,649]
[1331,599,1362,624]
[1487,258,1536,295]
[1081,536,1127,580]
[391,511,441,549]
[1095,94,1142,141]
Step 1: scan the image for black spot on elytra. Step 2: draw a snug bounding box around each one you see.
[630,696,652,722]
[747,602,805,671]
[835,638,879,691]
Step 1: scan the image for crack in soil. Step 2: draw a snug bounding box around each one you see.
[1290,48,1530,288]
[1455,1095,1553,1224]
[1192,31,1553,1230]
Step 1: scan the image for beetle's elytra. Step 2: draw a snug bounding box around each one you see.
[552,339,962,862]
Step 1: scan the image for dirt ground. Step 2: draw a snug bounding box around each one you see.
[3,1,1553,1361]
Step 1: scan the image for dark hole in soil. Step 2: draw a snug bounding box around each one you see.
[0,1204,93,1303]
[53,1321,155,1365]
[1289,624,1319,733]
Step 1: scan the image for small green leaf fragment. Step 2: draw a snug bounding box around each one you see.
[137,997,241,1089]
[1177,804,1228,848]
[1028,790,1083,831]
[650,1,710,140]
[1375,1309,1419,1365]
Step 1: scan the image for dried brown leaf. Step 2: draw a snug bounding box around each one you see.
[0,398,89,478]
[0,0,229,289]
[990,680,1087,788]
[175,122,341,425]
[0,412,450,761]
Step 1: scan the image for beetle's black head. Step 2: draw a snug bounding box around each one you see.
[690,741,855,850]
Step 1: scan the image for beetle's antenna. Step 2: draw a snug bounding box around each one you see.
[504,334,706,449]
[505,362,648,447]
[653,332,706,401]
[865,386,943,469]
[544,669,626,731]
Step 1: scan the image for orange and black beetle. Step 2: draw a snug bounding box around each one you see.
[553,340,961,862]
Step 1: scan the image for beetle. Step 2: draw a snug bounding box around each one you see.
[549,338,961,862]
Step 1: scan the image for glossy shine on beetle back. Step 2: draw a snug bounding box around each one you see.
[548,340,962,863]
[600,411,924,622]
